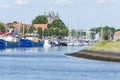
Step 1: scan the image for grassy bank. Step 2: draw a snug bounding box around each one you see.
[66,40,120,62]
[86,40,120,52]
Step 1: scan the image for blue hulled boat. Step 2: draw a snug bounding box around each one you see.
[32,41,44,47]
[6,41,19,48]
[0,39,6,49]
[19,39,33,47]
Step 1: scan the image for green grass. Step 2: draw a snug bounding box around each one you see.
[86,40,120,52]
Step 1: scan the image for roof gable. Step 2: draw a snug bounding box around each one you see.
[115,31,120,36]
[33,24,47,30]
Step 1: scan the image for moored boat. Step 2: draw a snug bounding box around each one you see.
[19,39,33,47]
[43,40,51,47]
[0,39,6,49]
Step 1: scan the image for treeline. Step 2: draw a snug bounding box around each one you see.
[0,15,69,36]
[90,26,118,40]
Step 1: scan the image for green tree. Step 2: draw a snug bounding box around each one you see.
[48,19,68,36]
[47,24,53,28]
[52,19,66,29]
[13,21,18,24]
[48,27,53,36]
[29,25,36,33]
[55,28,60,36]
[37,27,43,36]
[90,27,102,33]
[90,26,116,40]
[32,15,48,24]
[60,27,68,36]
[0,23,5,32]
[43,29,49,36]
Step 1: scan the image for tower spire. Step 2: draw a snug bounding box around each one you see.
[56,12,59,19]
[44,11,46,16]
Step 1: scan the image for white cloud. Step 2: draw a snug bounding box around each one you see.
[55,0,72,5]
[96,0,108,4]
[15,0,29,5]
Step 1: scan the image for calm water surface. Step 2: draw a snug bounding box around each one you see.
[0,46,120,80]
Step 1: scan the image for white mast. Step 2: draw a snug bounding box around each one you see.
[100,27,103,41]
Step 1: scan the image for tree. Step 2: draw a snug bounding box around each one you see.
[52,19,66,29]
[61,27,68,36]
[90,26,116,40]
[47,24,53,28]
[0,23,5,32]
[54,28,60,36]
[32,15,48,24]
[37,27,43,36]
[29,25,36,33]
[43,29,49,36]
[48,19,68,36]
[48,27,53,36]
[13,21,18,24]
[90,27,102,33]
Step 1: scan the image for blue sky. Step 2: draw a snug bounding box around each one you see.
[0,0,120,29]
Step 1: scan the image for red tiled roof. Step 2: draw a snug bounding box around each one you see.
[33,24,47,30]
[13,23,22,29]
[115,31,120,36]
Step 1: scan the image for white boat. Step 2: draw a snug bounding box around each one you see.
[67,40,74,46]
[25,34,39,42]
[43,40,51,47]
[4,35,18,42]
[73,40,82,46]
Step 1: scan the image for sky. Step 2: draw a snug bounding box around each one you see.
[0,0,120,30]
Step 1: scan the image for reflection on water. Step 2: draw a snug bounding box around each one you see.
[1,46,84,54]
[0,46,120,80]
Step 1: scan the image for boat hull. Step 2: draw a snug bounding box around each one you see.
[0,39,6,49]
[19,39,33,47]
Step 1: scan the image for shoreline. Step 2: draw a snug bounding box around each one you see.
[66,50,120,62]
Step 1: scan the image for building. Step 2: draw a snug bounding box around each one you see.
[114,31,120,41]
[12,23,22,29]
[44,9,59,24]
[33,24,47,31]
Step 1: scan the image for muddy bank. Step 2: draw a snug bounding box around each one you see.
[66,50,120,62]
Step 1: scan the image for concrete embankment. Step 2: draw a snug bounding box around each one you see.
[66,50,120,62]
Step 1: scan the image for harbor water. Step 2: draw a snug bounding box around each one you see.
[0,46,120,80]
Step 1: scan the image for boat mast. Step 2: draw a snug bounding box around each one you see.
[100,27,103,41]
[22,24,25,37]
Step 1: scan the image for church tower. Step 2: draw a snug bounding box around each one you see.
[45,9,60,24]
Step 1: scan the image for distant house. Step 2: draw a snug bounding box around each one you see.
[26,24,31,28]
[12,23,22,29]
[5,23,11,28]
[5,23,22,29]
[95,32,101,41]
[33,24,47,31]
[114,31,120,41]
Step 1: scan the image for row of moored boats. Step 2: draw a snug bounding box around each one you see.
[0,35,92,49]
